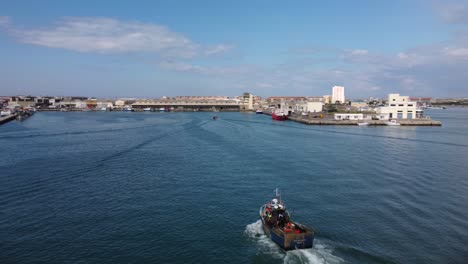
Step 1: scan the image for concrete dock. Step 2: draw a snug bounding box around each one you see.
[264,111,442,126]
[0,114,16,125]
[288,115,442,126]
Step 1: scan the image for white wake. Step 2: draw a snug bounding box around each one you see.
[244,220,343,264]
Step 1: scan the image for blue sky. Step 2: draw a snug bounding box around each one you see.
[1,0,467,98]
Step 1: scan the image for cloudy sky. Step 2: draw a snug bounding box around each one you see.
[0,0,467,98]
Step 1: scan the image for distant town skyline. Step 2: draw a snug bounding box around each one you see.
[1,0,468,98]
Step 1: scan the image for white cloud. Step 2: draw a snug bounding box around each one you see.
[397,52,409,59]
[0,16,10,27]
[351,49,368,55]
[443,47,468,57]
[8,17,231,58]
[158,60,252,75]
[437,2,468,24]
[205,44,233,55]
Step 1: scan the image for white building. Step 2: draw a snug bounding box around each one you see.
[334,113,364,120]
[378,94,423,119]
[332,86,345,104]
[241,92,254,110]
[114,100,126,107]
[294,101,324,113]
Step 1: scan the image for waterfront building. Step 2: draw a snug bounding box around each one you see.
[323,95,332,104]
[176,96,230,100]
[266,96,308,103]
[294,101,324,113]
[59,99,87,109]
[334,113,364,120]
[131,98,240,112]
[8,96,36,108]
[96,101,113,109]
[332,86,345,104]
[378,94,423,119]
[114,100,126,107]
[238,92,262,110]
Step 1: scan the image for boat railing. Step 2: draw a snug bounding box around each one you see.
[259,204,266,217]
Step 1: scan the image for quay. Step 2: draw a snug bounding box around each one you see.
[288,115,442,126]
[0,114,16,125]
[264,111,442,126]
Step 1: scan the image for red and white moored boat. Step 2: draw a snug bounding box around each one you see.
[272,110,288,121]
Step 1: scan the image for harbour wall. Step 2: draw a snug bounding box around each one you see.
[0,114,16,125]
[264,111,442,126]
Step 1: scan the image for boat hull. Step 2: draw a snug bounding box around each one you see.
[259,205,314,250]
[272,112,287,121]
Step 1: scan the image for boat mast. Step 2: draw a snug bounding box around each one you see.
[275,188,281,202]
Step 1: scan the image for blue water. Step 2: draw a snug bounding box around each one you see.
[1,109,468,263]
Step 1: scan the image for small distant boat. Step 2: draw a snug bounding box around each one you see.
[123,107,133,112]
[301,112,308,116]
[386,120,400,126]
[143,107,152,111]
[99,107,107,111]
[424,105,446,110]
[272,110,287,121]
[260,189,314,250]
[212,115,219,120]
[159,107,166,112]
[256,109,263,114]
[357,122,369,126]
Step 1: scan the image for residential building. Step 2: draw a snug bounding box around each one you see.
[332,86,345,104]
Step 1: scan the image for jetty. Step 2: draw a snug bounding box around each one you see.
[263,111,442,126]
[288,115,441,126]
[0,114,16,125]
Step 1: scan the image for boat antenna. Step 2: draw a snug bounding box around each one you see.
[275,188,281,201]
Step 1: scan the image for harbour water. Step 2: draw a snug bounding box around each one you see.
[1,109,468,263]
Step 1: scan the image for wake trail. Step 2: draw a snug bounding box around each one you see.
[244,220,343,264]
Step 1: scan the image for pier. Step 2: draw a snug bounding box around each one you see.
[0,114,16,125]
[264,111,442,126]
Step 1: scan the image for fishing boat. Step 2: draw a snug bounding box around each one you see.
[159,107,166,112]
[386,119,400,126]
[143,107,152,111]
[256,109,263,114]
[259,189,314,250]
[272,110,287,121]
[123,106,133,112]
[357,122,369,126]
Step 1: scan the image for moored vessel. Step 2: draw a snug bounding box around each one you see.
[272,110,287,121]
[386,119,400,126]
[256,109,263,114]
[260,189,314,250]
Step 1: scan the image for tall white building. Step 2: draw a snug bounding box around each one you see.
[332,86,345,104]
